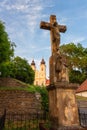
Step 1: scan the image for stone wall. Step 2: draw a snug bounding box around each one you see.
[0,90,41,115]
[0,78,27,88]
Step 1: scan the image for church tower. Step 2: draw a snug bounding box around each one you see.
[31,60,36,71]
[39,58,46,86]
[31,59,46,86]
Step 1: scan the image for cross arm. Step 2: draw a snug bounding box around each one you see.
[40,21,67,33]
[40,21,51,30]
[59,25,67,33]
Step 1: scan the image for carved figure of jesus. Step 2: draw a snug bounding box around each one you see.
[51,22,60,53]
[40,15,66,55]
[40,15,67,83]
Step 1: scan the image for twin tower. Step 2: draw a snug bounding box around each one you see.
[31,58,46,86]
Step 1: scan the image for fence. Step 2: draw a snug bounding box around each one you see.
[2,108,87,130]
[78,108,87,128]
[0,109,6,130]
[4,111,49,130]
[79,108,87,128]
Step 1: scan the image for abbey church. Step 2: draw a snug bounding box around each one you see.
[31,58,48,86]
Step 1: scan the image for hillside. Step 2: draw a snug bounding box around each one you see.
[0,77,28,89]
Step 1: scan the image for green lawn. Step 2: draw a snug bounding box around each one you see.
[76,95,87,101]
[0,85,37,93]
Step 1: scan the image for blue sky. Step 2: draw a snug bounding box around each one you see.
[0,0,87,77]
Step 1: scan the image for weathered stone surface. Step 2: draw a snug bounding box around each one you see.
[0,90,41,116]
[47,82,80,129]
[47,82,79,90]
[0,78,27,88]
[49,54,69,84]
[48,87,79,126]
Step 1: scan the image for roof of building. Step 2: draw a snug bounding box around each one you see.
[46,79,50,85]
[40,58,45,64]
[76,79,87,93]
[31,60,35,65]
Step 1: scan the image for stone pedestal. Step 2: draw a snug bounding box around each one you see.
[47,82,80,130]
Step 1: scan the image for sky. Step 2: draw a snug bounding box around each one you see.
[0,0,87,77]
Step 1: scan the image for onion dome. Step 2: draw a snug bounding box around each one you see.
[41,58,45,64]
[31,60,35,66]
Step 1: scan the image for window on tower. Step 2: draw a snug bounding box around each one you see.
[36,81,38,85]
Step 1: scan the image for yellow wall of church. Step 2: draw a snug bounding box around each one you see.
[31,59,46,86]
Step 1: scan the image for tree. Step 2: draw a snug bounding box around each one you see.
[12,56,35,84]
[0,20,34,84]
[0,61,13,77]
[0,21,14,63]
[0,20,15,76]
[60,43,87,84]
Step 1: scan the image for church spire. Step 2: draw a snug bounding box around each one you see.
[31,60,36,71]
[40,58,45,64]
[31,60,35,66]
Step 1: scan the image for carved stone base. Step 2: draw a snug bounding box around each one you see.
[47,82,80,130]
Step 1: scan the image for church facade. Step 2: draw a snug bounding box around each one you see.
[31,59,46,86]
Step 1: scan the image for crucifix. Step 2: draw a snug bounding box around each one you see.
[40,15,67,54]
[40,15,68,83]
[40,15,80,130]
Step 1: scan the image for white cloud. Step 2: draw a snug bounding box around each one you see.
[32,5,43,11]
[0,0,43,12]
[0,0,54,35]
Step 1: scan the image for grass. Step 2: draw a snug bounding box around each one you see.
[0,85,36,93]
[76,95,87,101]
[0,77,42,93]
[0,84,43,93]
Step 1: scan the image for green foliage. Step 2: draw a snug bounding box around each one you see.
[11,56,35,84]
[0,21,15,63]
[28,85,49,112]
[0,61,13,77]
[69,69,86,84]
[0,20,15,77]
[60,43,87,84]
[35,86,49,112]
[0,56,35,84]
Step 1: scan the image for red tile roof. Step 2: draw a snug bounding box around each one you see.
[46,79,50,86]
[76,79,87,93]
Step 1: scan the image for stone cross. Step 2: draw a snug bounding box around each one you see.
[40,15,67,54]
[40,15,80,130]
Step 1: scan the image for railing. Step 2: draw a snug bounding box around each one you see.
[3,108,87,130]
[79,112,87,127]
[4,111,49,130]
[0,109,6,130]
[78,108,87,128]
